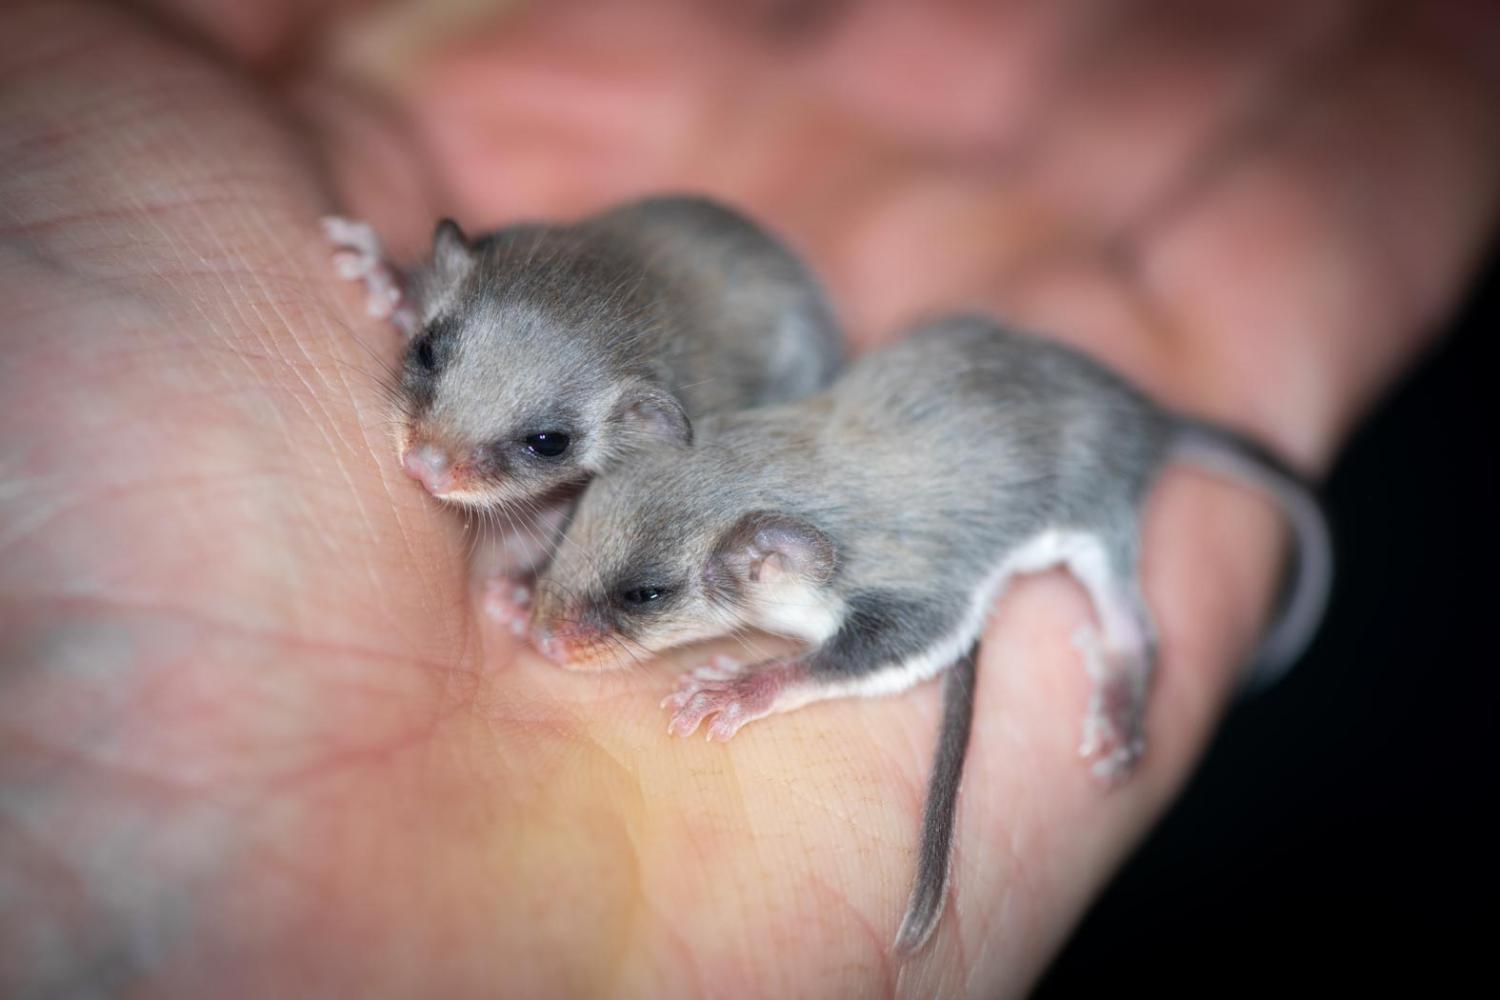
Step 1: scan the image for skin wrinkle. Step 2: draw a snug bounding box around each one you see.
[1131,21,1500,466]
[5,661,446,808]
[149,625,432,740]
[772,784,891,983]
[278,354,383,573]
[732,734,908,854]
[557,734,650,992]
[722,755,775,950]
[107,119,233,283]
[164,200,421,617]
[367,442,440,605]
[261,710,449,798]
[1067,1,1359,243]
[4,594,478,696]
[0,729,213,804]
[957,17,1363,443]
[0,469,298,556]
[636,896,709,999]
[803,870,895,996]
[1111,2,1365,249]
[314,331,394,475]
[665,749,758,976]
[801,0,1088,160]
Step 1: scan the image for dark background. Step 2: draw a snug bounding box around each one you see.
[1036,253,1497,995]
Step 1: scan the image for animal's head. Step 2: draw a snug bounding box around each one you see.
[530,456,839,671]
[394,219,691,510]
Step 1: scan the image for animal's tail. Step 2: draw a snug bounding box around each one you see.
[1168,419,1334,687]
[893,646,979,956]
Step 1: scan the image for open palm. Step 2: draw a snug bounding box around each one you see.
[3,1,1495,996]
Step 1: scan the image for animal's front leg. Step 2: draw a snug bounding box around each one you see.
[661,655,815,741]
[321,215,418,337]
[475,500,572,638]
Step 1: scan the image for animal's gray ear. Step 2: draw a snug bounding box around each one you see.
[710,511,836,588]
[432,218,475,284]
[614,383,692,447]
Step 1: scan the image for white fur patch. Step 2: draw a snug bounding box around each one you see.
[747,576,847,647]
[818,530,1113,702]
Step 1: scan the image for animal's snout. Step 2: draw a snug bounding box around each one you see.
[402,442,455,495]
[531,613,587,665]
[531,608,620,671]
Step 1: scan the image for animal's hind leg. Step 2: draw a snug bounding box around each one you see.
[1065,536,1158,782]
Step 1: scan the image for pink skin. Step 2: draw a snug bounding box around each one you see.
[401,442,455,496]
[483,580,533,639]
[6,1,1486,995]
[660,655,805,742]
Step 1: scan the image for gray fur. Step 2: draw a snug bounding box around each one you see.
[397,194,844,511]
[534,314,1331,955]
[892,645,976,955]
[539,316,1175,650]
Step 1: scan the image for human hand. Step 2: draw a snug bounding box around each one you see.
[2,1,1495,996]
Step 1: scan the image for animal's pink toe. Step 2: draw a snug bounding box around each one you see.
[662,661,802,742]
[706,705,751,742]
[332,250,364,279]
[482,580,533,640]
[668,695,715,738]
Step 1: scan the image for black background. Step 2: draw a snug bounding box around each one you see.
[1036,253,1497,995]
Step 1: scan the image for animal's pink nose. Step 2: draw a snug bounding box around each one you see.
[402,443,454,495]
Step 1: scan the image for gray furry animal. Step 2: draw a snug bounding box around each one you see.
[323,196,844,620]
[527,315,1331,955]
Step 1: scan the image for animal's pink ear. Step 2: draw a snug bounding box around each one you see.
[432,218,474,284]
[614,383,692,447]
[710,511,836,589]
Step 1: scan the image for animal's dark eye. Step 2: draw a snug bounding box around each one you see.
[619,586,668,607]
[525,432,571,458]
[415,338,438,372]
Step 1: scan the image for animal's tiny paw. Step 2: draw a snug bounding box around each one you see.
[1071,625,1148,781]
[482,579,533,639]
[321,215,411,328]
[662,659,791,742]
[1079,673,1147,783]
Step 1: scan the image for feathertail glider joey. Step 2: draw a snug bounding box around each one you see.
[321,196,845,632]
[528,316,1333,955]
